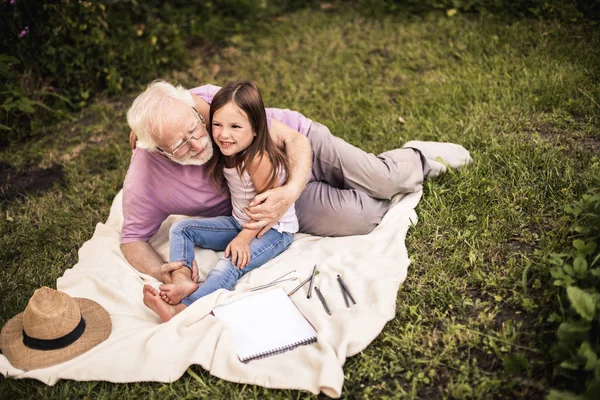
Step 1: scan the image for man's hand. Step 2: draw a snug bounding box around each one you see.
[160,260,199,283]
[190,260,199,282]
[160,260,184,283]
[225,237,251,269]
[129,130,137,150]
[243,186,295,237]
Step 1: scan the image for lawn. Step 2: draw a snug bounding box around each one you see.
[1,7,599,399]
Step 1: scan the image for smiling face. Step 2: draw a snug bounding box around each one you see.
[211,101,255,157]
[155,98,214,166]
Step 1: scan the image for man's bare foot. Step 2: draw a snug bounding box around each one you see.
[159,267,198,305]
[143,284,186,323]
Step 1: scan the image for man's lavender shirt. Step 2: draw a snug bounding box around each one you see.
[121,85,312,243]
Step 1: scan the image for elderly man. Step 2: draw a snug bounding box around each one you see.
[122,80,431,299]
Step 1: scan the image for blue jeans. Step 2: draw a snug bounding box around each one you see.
[169,216,293,306]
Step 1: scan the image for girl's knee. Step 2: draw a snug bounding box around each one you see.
[169,219,189,237]
[216,258,244,278]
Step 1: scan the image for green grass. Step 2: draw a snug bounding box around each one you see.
[1,8,599,399]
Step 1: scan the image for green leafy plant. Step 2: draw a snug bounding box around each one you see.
[0,0,278,146]
[0,53,73,144]
[546,188,600,399]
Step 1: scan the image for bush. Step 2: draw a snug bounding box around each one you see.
[545,180,600,399]
[0,0,273,147]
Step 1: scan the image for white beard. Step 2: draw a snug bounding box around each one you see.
[173,136,214,166]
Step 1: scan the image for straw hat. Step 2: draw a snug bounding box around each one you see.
[0,286,111,371]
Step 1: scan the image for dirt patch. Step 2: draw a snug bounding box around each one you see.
[493,305,528,331]
[0,162,65,203]
[508,239,535,256]
[468,346,499,372]
[533,122,556,140]
[525,121,600,154]
[581,136,600,153]
[415,384,443,400]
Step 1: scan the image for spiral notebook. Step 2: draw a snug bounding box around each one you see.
[212,287,317,363]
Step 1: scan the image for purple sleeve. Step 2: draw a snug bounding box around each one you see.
[120,151,168,243]
[189,84,222,104]
[121,185,168,243]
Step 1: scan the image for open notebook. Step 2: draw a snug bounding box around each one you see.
[212,288,317,363]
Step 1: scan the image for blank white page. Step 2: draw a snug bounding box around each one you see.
[213,288,317,362]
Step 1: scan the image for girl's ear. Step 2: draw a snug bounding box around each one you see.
[253,131,257,137]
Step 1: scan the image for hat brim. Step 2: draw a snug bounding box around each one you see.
[0,298,111,371]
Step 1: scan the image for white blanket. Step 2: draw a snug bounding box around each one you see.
[0,142,471,397]
[0,188,421,397]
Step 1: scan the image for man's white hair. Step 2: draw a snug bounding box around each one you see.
[126,80,195,150]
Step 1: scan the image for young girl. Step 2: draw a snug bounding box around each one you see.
[143,81,298,322]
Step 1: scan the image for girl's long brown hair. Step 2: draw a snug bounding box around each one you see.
[205,81,290,193]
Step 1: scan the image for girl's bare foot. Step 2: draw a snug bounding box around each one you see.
[143,284,186,322]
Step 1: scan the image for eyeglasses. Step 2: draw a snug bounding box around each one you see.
[156,107,206,159]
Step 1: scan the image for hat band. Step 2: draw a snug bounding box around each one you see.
[22,317,86,351]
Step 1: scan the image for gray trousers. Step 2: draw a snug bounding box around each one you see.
[296,121,430,236]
